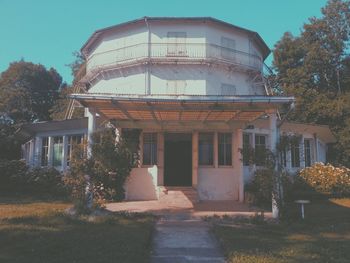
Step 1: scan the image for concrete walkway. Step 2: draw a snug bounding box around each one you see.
[151,217,226,263]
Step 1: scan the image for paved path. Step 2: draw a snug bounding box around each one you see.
[151,216,226,263]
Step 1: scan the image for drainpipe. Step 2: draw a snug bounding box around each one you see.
[145,17,151,95]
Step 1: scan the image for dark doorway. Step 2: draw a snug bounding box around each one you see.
[164,133,192,186]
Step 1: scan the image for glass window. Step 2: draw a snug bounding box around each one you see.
[41,137,49,166]
[218,133,232,166]
[255,135,267,166]
[291,141,300,168]
[220,84,236,96]
[221,37,236,59]
[304,139,312,167]
[52,136,63,167]
[243,133,251,166]
[67,134,84,167]
[143,133,157,165]
[199,133,214,165]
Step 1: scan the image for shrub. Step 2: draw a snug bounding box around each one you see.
[0,159,28,192]
[298,163,350,197]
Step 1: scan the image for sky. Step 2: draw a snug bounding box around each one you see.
[0,0,328,84]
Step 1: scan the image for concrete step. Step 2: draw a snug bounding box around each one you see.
[158,186,198,204]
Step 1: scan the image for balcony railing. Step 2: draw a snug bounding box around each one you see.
[86,43,262,75]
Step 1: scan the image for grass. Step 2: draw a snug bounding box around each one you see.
[0,197,155,263]
[213,198,350,263]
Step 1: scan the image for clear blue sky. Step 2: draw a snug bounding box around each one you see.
[0,0,328,84]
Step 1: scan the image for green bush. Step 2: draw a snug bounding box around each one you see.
[0,159,66,198]
[298,163,350,197]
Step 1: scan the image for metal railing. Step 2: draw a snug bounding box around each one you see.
[86,43,262,73]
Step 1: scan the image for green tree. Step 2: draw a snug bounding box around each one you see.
[273,0,350,166]
[0,60,62,123]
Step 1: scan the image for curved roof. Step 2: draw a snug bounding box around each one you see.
[81,17,271,59]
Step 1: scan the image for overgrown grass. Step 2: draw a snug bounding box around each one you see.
[0,198,154,263]
[213,198,350,263]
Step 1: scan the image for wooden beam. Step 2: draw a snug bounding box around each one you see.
[111,100,135,121]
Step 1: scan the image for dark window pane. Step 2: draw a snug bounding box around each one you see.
[304,139,312,167]
[291,141,300,168]
[218,133,232,165]
[243,133,251,166]
[199,133,213,165]
[143,133,157,165]
[41,137,49,166]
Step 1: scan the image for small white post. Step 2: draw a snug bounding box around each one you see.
[48,136,54,167]
[87,108,97,157]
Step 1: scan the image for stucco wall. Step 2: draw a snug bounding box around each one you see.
[197,167,239,200]
[124,166,158,200]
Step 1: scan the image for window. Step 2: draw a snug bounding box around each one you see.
[52,136,63,167]
[304,139,312,167]
[166,80,186,94]
[291,141,300,168]
[242,133,252,166]
[220,84,236,96]
[199,133,214,165]
[218,133,232,166]
[167,32,187,56]
[221,37,236,60]
[143,133,157,165]
[41,137,49,166]
[255,135,266,166]
[280,148,287,168]
[67,134,84,167]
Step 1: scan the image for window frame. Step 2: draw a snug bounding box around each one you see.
[142,132,158,166]
[198,132,214,166]
[218,132,233,167]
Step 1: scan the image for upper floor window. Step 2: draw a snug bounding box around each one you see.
[221,37,236,60]
[199,133,214,165]
[291,141,300,168]
[167,80,186,94]
[304,139,312,167]
[220,83,236,96]
[41,137,49,166]
[143,133,157,165]
[167,32,187,56]
[218,133,232,166]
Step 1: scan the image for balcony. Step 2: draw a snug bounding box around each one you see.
[83,43,262,82]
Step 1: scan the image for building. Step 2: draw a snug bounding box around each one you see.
[20,17,335,202]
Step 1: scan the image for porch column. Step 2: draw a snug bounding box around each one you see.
[48,136,54,166]
[214,132,218,168]
[234,128,244,202]
[87,108,97,157]
[313,133,319,162]
[269,112,279,219]
[157,132,164,186]
[62,135,68,171]
[192,131,199,188]
[300,134,305,168]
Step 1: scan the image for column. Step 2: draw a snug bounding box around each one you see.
[87,108,97,157]
[300,135,305,168]
[157,132,164,186]
[269,112,279,219]
[313,133,319,162]
[234,128,244,202]
[62,135,68,171]
[48,136,54,167]
[214,132,218,168]
[192,131,199,188]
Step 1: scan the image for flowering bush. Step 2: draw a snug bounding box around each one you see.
[298,163,350,197]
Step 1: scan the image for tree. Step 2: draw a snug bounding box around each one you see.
[273,0,350,166]
[50,52,86,120]
[0,60,62,124]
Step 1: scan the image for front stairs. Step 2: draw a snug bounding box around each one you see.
[158,186,198,208]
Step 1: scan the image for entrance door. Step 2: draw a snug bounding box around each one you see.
[164,133,192,186]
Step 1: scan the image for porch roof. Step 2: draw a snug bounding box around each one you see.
[71,93,295,124]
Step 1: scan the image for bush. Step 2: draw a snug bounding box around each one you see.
[0,159,66,198]
[298,163,350,197]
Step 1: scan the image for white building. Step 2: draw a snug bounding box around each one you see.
[20,17,335,202]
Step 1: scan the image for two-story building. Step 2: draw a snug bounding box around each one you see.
[20,17,335,202]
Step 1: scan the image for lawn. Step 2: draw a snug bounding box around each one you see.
[0,197,154,263]
[213,198,350,263]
